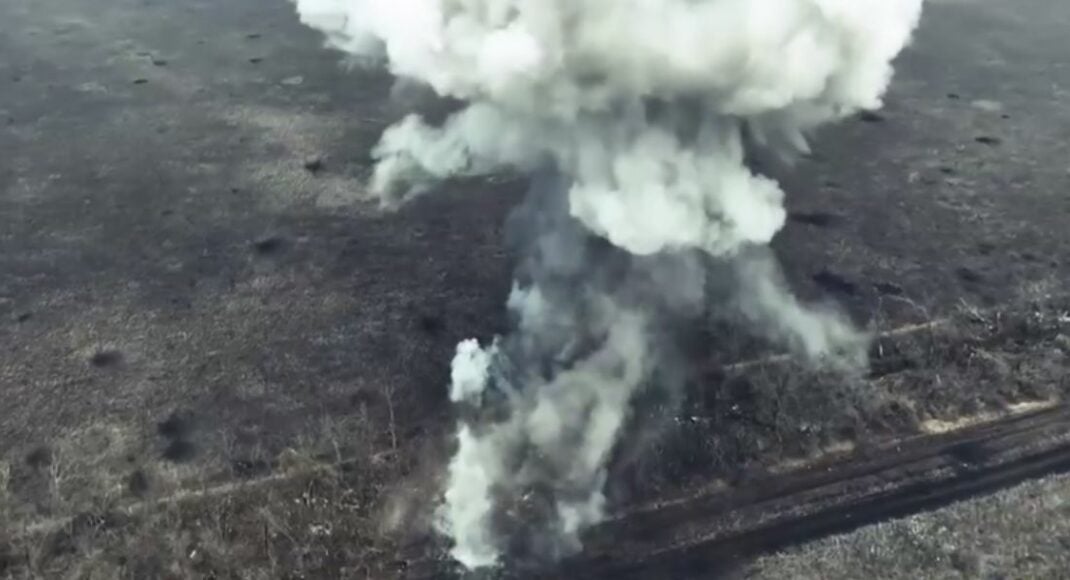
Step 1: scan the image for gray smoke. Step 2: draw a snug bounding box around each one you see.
[292,0,924,570]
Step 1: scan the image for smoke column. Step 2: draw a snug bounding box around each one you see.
[292,0,924,570]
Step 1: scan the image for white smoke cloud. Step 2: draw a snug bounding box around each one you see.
[448,338,497,404]
[292,0,923,570]
[440,291,653,568]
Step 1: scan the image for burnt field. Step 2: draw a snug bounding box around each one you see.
[2,0,1070,578]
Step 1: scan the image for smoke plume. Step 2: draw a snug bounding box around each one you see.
[293,0,923,570]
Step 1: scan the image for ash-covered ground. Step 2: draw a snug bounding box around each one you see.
[1,0,1070,577]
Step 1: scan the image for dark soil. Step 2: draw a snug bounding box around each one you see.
[1,0,1069,578]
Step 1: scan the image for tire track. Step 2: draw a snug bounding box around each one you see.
[551,405,1070,579]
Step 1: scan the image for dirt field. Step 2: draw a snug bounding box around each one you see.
[2,0,1070,577]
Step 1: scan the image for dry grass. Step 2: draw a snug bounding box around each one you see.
[0,399,436,580]
[2,294,1067,578]
[611,292,1070,509]
[0,446,420,579]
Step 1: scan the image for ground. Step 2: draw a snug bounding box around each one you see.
[1,0,1069,577]
[746,471,1070,580]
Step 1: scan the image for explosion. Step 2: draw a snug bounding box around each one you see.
[292,0,924,570]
